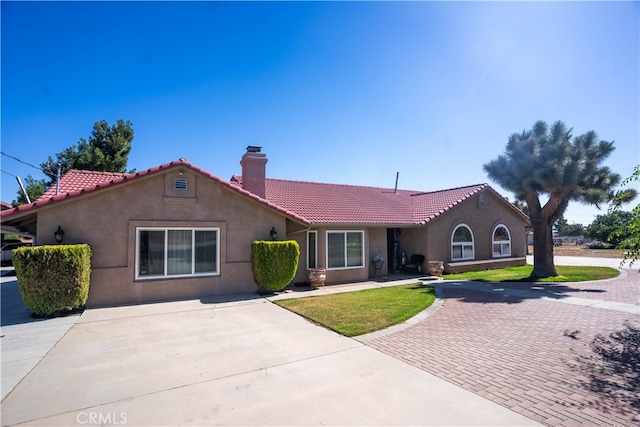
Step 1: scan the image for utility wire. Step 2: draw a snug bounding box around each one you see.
[1,169,17,177]
[1,151,56,176]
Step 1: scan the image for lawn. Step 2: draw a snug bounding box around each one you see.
[442,265,620,282]
[274,283,435,337]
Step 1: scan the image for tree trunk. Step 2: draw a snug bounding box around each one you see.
[531,217,558,277]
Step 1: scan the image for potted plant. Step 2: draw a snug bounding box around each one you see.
[308,268,327,287]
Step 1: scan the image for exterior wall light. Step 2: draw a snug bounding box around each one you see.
[270,227,278,240]
[54,225,65,244]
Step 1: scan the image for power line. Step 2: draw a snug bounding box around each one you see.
[1,169,17,177]
[1,151,56,176]
[1,151,43,171]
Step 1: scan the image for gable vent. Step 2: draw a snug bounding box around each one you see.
[174,178,188,190]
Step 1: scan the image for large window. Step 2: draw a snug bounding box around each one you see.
[136,227,219,279]
[451,224,474,261]
[307,231,317,269]
[327,231,364,269]
[492,225,511,257]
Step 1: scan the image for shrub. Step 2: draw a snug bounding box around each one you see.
[252,240,300,292]
[588,242,616,250]
[12,244,92,316]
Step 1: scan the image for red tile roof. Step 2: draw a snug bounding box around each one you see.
[275,180,494,225]
[36,170,131,201]
[231,175,511,225]
[2,161,527,227]
[1,161,309,225]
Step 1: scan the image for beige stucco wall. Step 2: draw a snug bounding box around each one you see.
[424,191,527,271]
[389,191,527,273]
[287,226,388,285]
[35,168,288,306]
[30,176,527,304]
[286,191,527,284]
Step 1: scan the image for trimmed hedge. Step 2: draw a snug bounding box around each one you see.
[12,244,92,316]
[252,240,300,292]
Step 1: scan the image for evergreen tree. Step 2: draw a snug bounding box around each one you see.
[12,175,47,206]
[40,119,134,184]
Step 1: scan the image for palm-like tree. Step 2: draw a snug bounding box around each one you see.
[484,120,635,277]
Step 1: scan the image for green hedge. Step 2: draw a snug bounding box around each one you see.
[12,244,92,316]
[252,240,300,292]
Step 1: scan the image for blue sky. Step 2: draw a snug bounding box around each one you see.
[2,1,638,225]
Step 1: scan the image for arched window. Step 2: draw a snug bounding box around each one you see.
[492,225,511,257]
[451,224,474,261]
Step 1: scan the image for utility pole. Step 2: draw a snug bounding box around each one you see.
[15,176,31,204]
[55,163,61,195]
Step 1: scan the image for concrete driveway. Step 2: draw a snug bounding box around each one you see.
[1,275,536,426]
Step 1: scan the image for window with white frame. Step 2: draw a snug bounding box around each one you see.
[492,224,511,257]
[136,227,219,279]
[307,231,317,269]
[327,231,364,269]
[451,224,474,261]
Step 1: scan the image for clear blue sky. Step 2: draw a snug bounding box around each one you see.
[2,1,638,225]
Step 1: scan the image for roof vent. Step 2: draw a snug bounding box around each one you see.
[246,146,262,153]
[174,178,188,190]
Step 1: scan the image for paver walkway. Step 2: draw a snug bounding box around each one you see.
[364,268,640,426]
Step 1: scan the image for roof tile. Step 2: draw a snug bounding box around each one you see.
[3,162,525,226]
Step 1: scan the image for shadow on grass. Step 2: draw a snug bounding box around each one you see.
[569,321,640,416]
[440,281,607,305]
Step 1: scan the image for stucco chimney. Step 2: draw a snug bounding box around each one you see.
[240,146,268,198]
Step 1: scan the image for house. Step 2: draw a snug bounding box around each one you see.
[1,147,529,306]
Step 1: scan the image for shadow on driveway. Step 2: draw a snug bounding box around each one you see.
[0,277,40,328]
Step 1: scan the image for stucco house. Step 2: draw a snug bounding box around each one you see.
[1,146,529,306]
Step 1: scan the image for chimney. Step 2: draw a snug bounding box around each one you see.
[240,146,268,198]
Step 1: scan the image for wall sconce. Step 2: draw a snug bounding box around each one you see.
[270,227,278,241]
[54,225,65,244]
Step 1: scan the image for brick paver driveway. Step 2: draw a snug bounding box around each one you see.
[365,269,639,426]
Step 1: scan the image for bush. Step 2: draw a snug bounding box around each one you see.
[588,242,616,250]
[12,244,92,316]
[252,240,300,292]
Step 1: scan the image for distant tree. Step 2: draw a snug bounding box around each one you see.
[484,120,636,278]
[12,175,47,206]
[555,216,585,236]
[512,199,530,217]
[585,211,634,246]
[609,165,640,268]
[10,120,135,206]
[40,119,134,184]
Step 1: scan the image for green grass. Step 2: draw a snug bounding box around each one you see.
[442,265,619,282]
[274,284,435,337]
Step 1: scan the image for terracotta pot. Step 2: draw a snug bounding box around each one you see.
[309,268,327,287]
[427,261,445,277]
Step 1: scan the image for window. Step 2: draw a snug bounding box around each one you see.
[451,224,474,261]
[136,227,219,279]
[307,231,317,269]
[327,231,364,269]
[492,225,511,257]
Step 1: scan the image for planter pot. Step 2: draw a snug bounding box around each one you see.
[427,261,445,277]
[309,268,327,287]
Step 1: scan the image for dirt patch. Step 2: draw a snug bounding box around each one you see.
[529,245,622,259]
